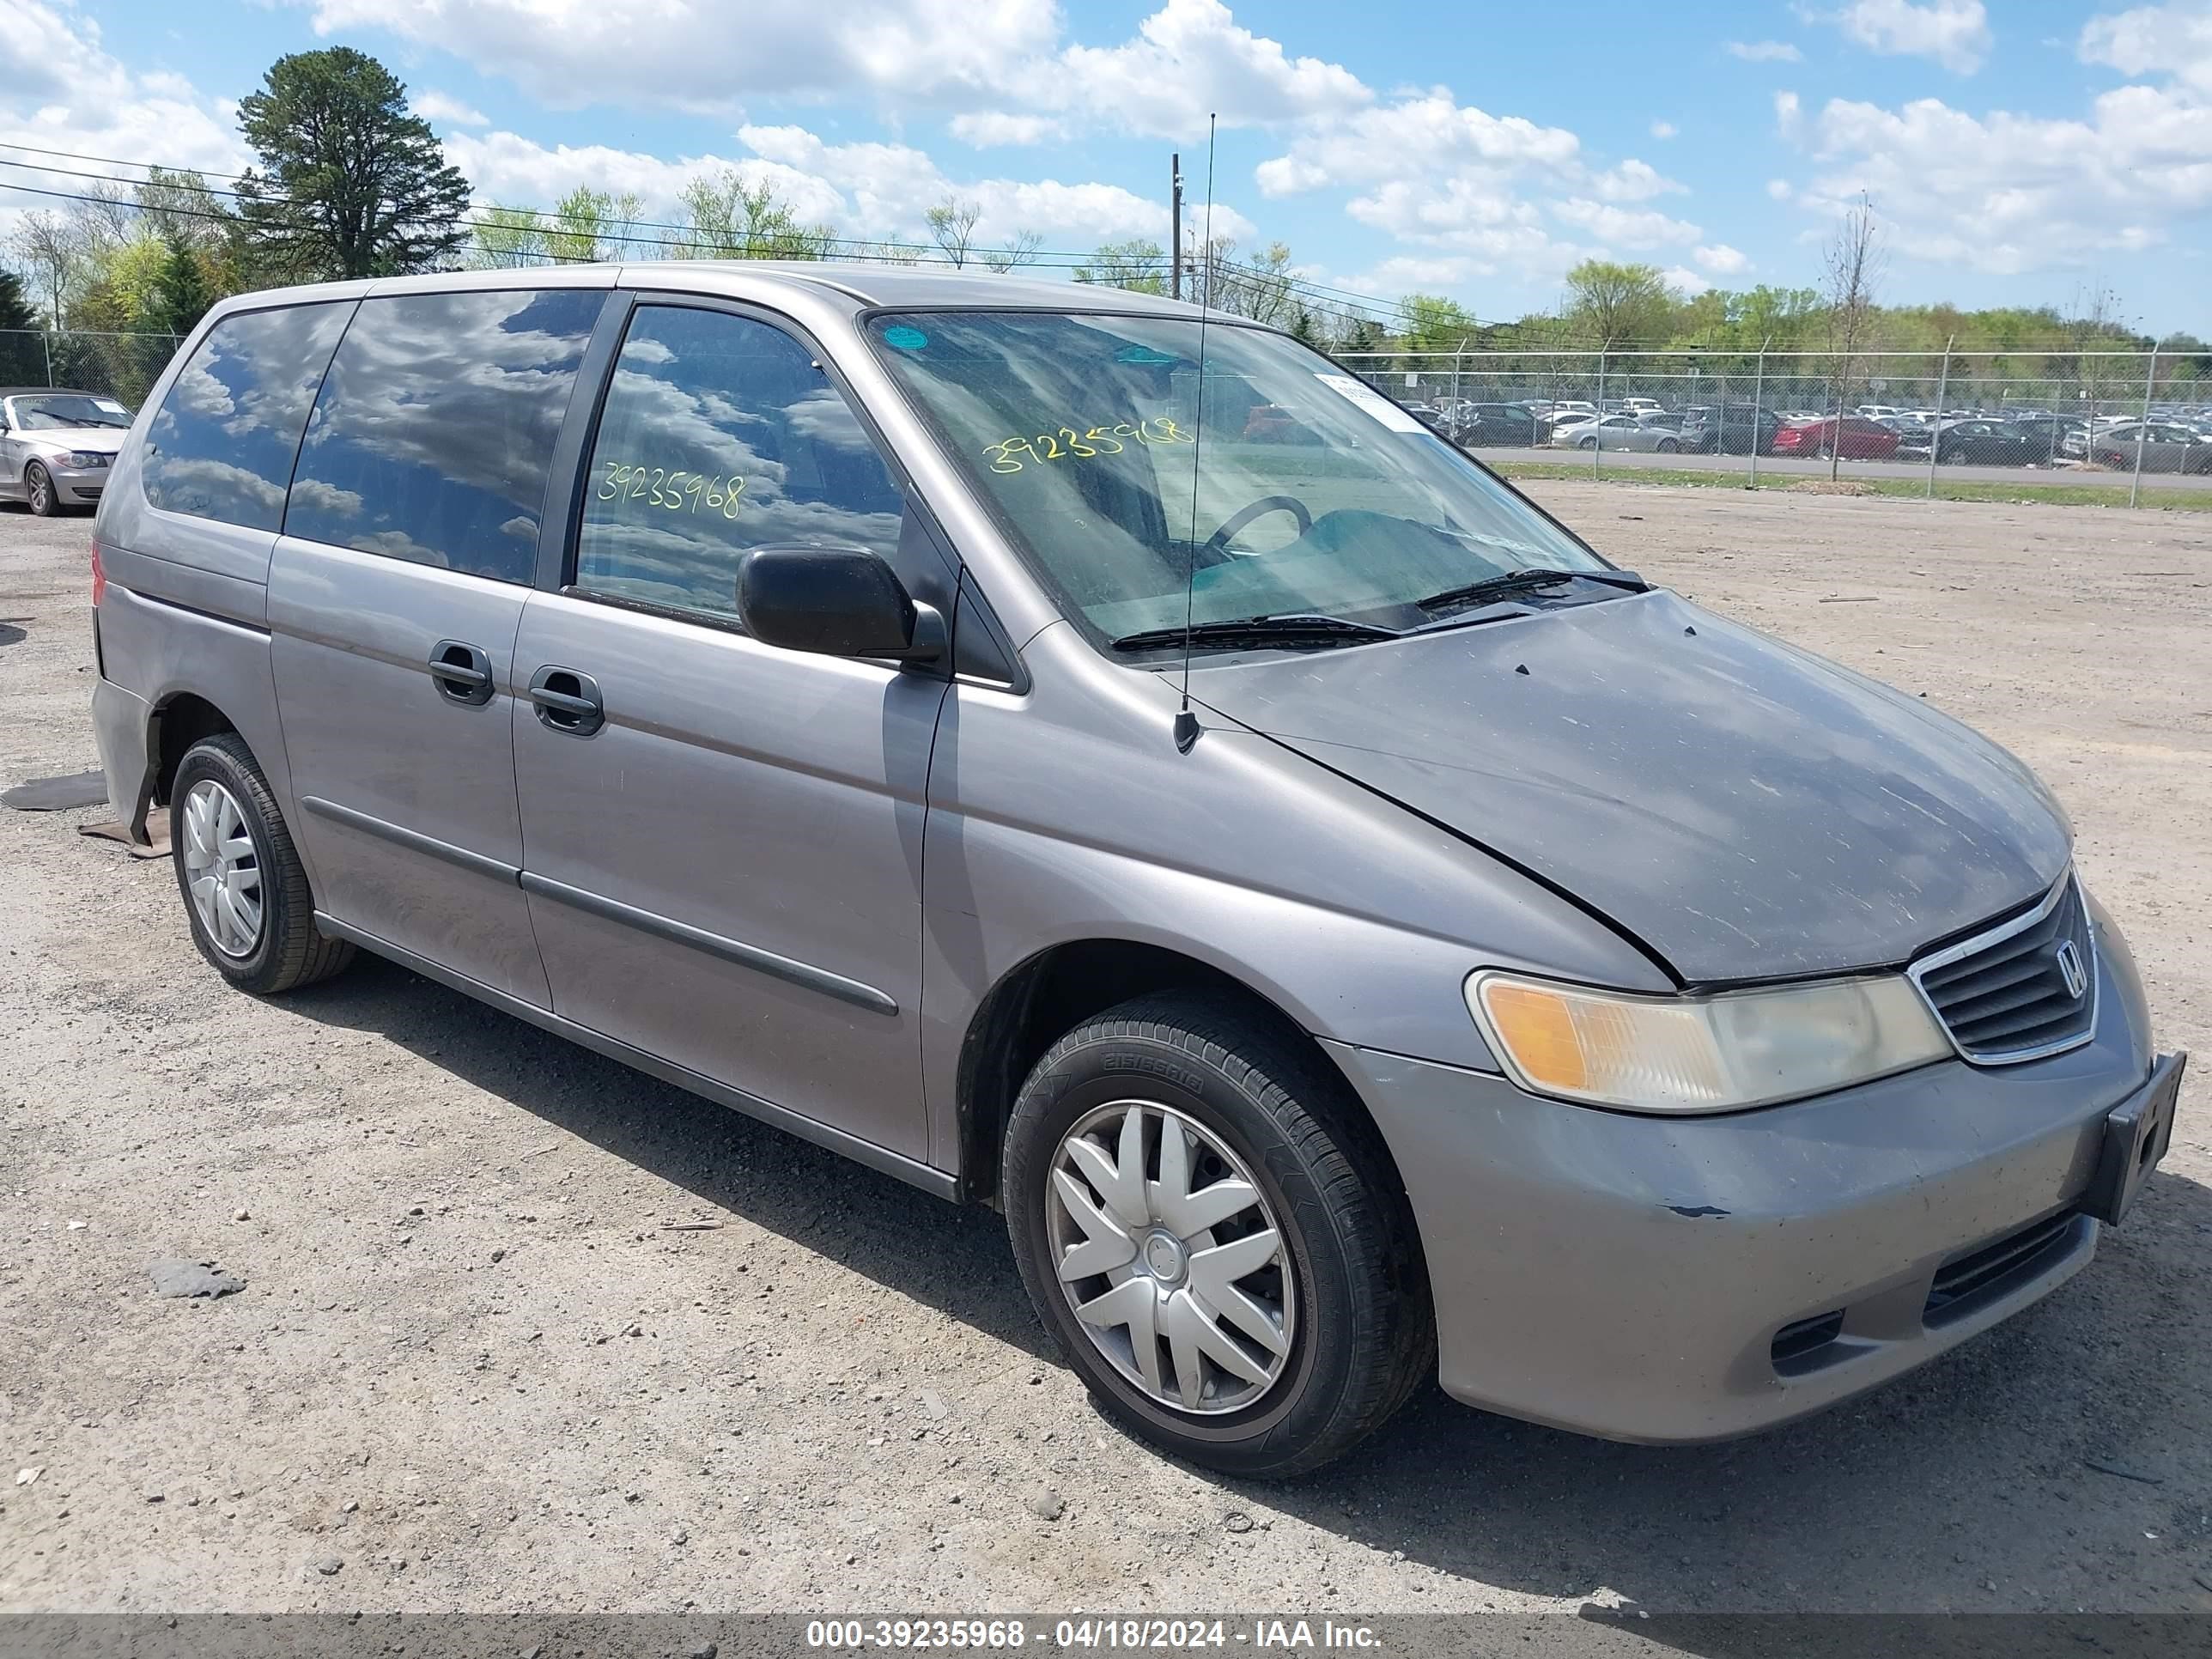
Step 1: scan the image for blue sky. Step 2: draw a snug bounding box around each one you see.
[5,2,2210,334]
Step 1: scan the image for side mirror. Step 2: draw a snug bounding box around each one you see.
[735,544,945,664]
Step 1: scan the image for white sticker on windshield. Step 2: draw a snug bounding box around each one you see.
[94,399,128,415]
[1313,373,1425,434]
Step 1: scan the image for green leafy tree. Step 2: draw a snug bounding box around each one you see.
[0,268,41,382]
[470,205,548,270]
[234,47,472,279]
[1561,259,1682,348]
[150,232,216,338]
[1073,239,1167,295]
[676,171,832,260]
[546,187,644,264]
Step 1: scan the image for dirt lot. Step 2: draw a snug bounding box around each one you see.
[2,483,2209,1616]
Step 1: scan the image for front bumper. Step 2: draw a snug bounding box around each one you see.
[1327,900,2164,1443]
[49,463,109,505]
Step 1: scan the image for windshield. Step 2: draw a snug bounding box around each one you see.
[865,311,1608,650]
[11,394,131,430]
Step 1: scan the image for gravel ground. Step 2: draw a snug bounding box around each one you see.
[1,484,2208,1616]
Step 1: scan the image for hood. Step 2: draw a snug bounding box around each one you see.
[1189,588,2070,985]
[18,426,125,452]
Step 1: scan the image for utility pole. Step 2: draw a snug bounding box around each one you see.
[1170,153,1183,301]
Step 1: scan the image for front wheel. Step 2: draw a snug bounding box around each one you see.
[24,461,58,517]
[1003,994,1431,1478]
[1656,438,1679,453]
[172,732,355,994]
[1577,434,1598,450]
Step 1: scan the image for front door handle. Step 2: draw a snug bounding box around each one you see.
[428,640,495,706]
[528,665,605,736]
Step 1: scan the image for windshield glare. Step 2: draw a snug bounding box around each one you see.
[12,394,131,430]
[866,312,1607,649]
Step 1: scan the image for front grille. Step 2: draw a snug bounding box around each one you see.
[1923,1210,2081,1325]
[1911,874,2095,1063]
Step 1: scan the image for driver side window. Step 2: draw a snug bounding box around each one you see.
[574,306,904,621]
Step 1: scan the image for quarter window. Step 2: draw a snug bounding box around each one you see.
[574,307,903,619]
[285,288,604,583]
[142,301,354,532]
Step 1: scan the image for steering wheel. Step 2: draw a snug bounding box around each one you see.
[1198,495,1313,562]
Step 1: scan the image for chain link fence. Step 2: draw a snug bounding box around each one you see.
[0,329,183,410]
[1339,347,2212,507]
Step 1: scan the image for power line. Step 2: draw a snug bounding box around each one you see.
[0,139,1419,329]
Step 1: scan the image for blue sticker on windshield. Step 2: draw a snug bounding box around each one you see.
[1115,344,1177,366]
[883,325,929,351]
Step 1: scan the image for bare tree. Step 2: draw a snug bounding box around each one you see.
[925,197,981,268]
[9,210,76,325]
[981,229,1044,274]
[1821,190,1887,480]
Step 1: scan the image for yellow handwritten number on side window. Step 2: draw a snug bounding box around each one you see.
[597,459,746,519]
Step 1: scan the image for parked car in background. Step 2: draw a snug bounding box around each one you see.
[1619,397,1662,416]
[2005,416,2083,461]
[1856,404,1900,421]
[1547,412,1682,453]
[2092,422,2212,473]
[1449,402,1541,447]
[1680,404,1783,455]
[0,387,137,516]
[1771,416,1900,460]
[1931,418,2051,468]
[1549,399,1597,422]
[1634,410,1687,432]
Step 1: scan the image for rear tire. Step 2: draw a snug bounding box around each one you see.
[1003,994,1431,1479]
[25,461,57,517]
[1656,438,1679,453]
[172,732,355,995]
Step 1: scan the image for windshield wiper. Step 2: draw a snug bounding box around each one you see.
[1413,566,1647,615]
[1110,613,1400,653]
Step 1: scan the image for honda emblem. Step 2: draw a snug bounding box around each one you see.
[2055,939,2088,1000]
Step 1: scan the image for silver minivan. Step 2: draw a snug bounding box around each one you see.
[88,264,2185,1476]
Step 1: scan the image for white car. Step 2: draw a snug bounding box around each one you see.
[0,388,136,515]
[1856,404,1900,420]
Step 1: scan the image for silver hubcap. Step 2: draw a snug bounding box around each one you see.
[180,779,264,957]
[1047,1101,1294,1415]
[28,469,49,510]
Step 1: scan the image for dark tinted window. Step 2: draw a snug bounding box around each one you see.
[142,301,354,531]
[574,307,903,618]
[286,288,603,582]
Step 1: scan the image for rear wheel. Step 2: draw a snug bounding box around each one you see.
[1656,438,1680,453]
[24,461,57,517]
[1577,434,1598,450]
[172,732,355,994]
[1003,994,1431,1478]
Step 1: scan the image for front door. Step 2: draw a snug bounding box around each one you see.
[512,301,948,1161]
[270,285,608,1005]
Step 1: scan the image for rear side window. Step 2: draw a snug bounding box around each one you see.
[572,306,903,619]
[286,288,604,583]
[142,301,354,532]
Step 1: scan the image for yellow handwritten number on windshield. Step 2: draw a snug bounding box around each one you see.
[981,417,1192,475]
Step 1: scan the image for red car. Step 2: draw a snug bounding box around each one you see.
[1771,416,1899,459]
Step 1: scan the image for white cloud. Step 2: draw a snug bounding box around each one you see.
[299,0,1064,112]
[1550,198,1702,248]
[949,112,1065,146]
[1662,265,1712,295]
[412,91,489,128]
[1589,158,1686,201]
[2080,4,2212,94]
[1693,242,1752,275]
[1766,177,1795,199]
[1649,120,1677,139]
[1342,179,1586,277]
[1727,40,1804,62]
[0,2,244,178]
[1796,85,2212,273]
[1255,88,1580,196]
[1819,2,1992,76]
[1775,90,1803,136]
[1054,0,1370,135]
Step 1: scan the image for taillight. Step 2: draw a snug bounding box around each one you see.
[91,538,106,607]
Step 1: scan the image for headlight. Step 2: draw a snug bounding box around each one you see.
[1465,969,1950,1114]
[66,451,111,469]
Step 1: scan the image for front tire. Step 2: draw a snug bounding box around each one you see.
[24,461,57,517]
[172,732,354,994]
[1656,438,1679,453]
[1004,994,1431,1478]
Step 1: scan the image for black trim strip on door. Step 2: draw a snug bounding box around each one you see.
[297,795,520,884]
[517,870,901,1017]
